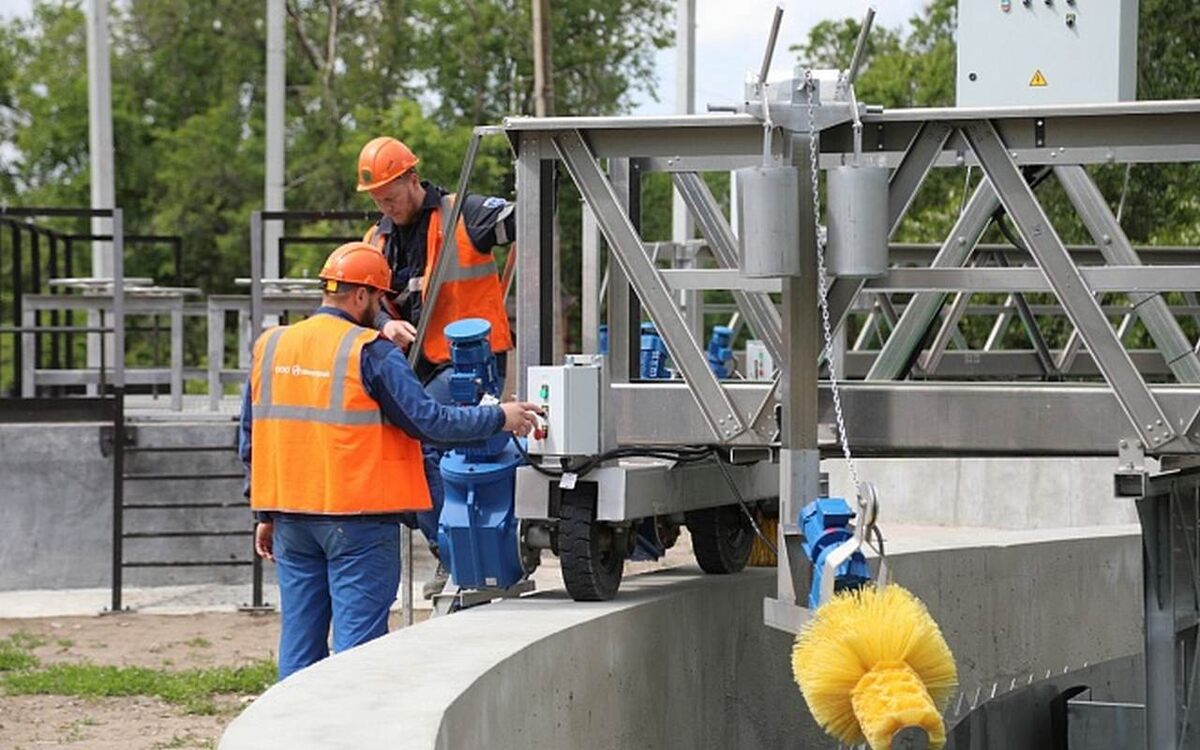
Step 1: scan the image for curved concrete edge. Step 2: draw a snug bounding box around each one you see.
[220,525,1143,750]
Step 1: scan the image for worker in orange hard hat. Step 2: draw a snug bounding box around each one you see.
[356,136,516,598]
[240,241,540,680]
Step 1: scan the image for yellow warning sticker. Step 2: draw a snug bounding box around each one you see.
[1029,69,1048,87]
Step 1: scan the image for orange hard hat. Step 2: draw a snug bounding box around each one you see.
[319,242,393,292]
[356,136,420,192]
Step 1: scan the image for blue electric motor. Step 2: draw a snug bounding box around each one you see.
[437,318,527,591]
[706,325,735,379]
[800,497,871,609]
[639,321,672,379]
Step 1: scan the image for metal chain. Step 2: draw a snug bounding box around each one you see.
[805,71,862,498]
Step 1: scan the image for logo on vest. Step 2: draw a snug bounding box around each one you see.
[274,364,331,379]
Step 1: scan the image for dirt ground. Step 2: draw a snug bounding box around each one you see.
[0,609,425,750]
[0,531,717,749]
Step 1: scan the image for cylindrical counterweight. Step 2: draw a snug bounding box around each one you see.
[736,165,801,278]
[827,165,889,278]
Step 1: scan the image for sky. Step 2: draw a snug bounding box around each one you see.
[631,0,928,115]
[0,0,929,115]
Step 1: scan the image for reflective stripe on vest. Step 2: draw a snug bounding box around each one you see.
[249,315,430,515]
[254,326,382,425]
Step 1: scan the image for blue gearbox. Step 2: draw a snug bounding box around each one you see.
[800,497,871,609]
[437,318,527,590]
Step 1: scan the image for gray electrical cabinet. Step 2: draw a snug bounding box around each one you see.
[956,0,1139,107]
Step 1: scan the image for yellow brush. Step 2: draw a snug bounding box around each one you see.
[791,584,958,749]
[748,511,778,567]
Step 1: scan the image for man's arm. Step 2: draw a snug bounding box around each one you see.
[238,380,252,493]
[461,194,516,253]
[360,339,505,443]
[239,378,272,532]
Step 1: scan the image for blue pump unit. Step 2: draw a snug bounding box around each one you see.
[639,321,672,379]
[437,318,527,590]
[706,325,735,379]
[800,497,871,609]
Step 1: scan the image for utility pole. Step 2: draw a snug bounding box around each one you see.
[532,0,554,118]
[86,0,115,383]
[264,0,286,282]
[532,0,564,357]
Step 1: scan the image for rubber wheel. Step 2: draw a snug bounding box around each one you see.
[686,504,754,574]
[559,494,624,601]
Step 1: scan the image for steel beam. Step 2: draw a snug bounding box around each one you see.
[515,135,552,397]
[1055,164,1200,382]
[963,119,1175,449]
[607,159,635,383]
[581,205,602,354]
[554,130,746,441]
[609,381,1200,456]
[861,266,1200,293]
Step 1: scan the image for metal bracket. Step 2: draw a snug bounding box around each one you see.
[99,424,136,458]
[1115,438,1148,498]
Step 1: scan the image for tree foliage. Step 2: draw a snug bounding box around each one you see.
[0,0,671,291]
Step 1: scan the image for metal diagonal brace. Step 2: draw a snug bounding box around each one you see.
[409,129,486,365]
[1055,164,1200,383]
[671,171,783,364]
[963,119,1175,449]
[554,130,747,442]
[866,178,1001,380]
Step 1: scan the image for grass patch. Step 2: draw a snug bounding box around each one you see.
[0,634,41,672]
[2,659,276,715]
[56,638,76,648]
[185,637,212,649]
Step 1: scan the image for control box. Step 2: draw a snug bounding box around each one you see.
[956,0,1138,107]
[526,362,601,457]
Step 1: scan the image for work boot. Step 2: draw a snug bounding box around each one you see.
[423,561,449,599]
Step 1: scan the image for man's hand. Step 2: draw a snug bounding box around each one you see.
[500,401,542,437]
[381,319,417,350]
[255,521,275,561]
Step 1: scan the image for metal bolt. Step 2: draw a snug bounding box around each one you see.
[1120,440,1128,448]
[958,237,966,246]
[1102,234,1112,245]
[1157,419,1164,426]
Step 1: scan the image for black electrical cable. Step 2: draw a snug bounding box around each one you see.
[509,435,713,479]
[710,449,779,557]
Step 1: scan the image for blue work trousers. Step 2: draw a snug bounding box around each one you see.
[273,516,401,681]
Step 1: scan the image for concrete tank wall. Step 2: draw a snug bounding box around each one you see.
[825,457,1141,528]
[220,525,1142,750]
[0,419,262,591]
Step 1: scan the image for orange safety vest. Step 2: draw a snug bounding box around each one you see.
[249,314,430,515]
[364,194,513,363]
